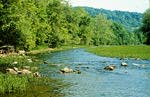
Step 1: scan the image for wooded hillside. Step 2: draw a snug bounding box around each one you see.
[82,7,143,31]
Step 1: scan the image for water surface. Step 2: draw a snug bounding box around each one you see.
[41,49,150,97]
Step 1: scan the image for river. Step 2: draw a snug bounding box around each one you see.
[39,48,150,97]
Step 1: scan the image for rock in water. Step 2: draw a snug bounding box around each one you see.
[104,65,116,71]
[121,62,128,66]
[60,67,73,73]
[132,63,145,68]
[75,70,81,74]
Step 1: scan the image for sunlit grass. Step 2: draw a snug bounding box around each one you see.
[0,48,69,95]
[0,74,28,93]
[86,45,150,60]
[0,55,39,93]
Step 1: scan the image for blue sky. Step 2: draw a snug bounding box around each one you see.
[67,0,149,13]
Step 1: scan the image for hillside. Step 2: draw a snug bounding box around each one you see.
[80,7,143,31]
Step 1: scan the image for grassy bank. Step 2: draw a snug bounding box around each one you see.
[0,46,70,94]
[86,45,150,60]
[0,54,42,93]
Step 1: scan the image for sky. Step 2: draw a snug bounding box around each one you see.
[67,0,149,13]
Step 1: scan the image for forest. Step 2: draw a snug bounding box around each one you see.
[0,0,149,51]
[82,7,143,31]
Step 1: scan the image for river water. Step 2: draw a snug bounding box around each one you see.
[40,49,150,97]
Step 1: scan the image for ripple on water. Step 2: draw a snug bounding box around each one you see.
[41,49,150,97]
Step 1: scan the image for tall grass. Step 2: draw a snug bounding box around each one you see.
[86,45,150,60]
[0,47,69,95]
[0,54,41,93]
[0,74,28,93]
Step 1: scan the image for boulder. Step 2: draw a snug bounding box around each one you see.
[60,67,73,73]
[104,65,116,71]
[18,69,32,75]
[6,68,18,74]
[121,62,128,66]
[13,67,19,71]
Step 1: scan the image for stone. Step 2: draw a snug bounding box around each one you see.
[13,67,19,71]
[104,65,116,71]
[44,61,49,64]
[18,50,25,54]
[132,63,146,68]
[12,61,18,65]
[60,67,73,73]
[6,68,18,74]
[0,45,14,54]
[27,59,32,63]
[121,62,128,66]
[33,72,41,77]
[23,66,30,70]
[135,58,140,60]
[18,69,32,75]
[75,70,81,74]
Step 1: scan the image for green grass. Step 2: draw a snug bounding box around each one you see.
[0,47,70,95]
[0,55,41,93]
[86,45,150,60]
[0,74,28,93]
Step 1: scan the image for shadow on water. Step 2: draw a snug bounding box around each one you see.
[39,48,150,97]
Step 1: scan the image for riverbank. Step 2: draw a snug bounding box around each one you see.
[86,45,150,60]
[1,45,150,95]
[0,46,70,96]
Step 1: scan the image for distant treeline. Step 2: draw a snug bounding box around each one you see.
[82,7,143,31]
[0,0,148,51]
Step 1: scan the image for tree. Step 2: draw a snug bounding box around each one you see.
[76,8,92,45]
[141,9,150,44]
[91,14,115,45]
[111,22,130,45]
[46,0,71,47]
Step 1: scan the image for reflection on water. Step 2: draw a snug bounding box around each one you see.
[41,49,150,97]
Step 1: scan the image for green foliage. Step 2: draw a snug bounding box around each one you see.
[141,9,150,44]
[91,14,115,45]
[111,22,128,45]
[77,8,93,45]
[0,0,145,50]
[82,7,142,31]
